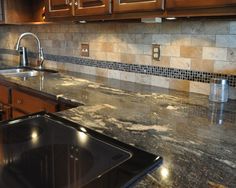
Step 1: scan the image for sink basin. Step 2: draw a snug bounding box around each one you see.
[0,67,58,77]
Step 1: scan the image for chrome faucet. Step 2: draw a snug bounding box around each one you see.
[15,32,44,69]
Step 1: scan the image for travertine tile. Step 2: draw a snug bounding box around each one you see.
[81,66,96,75]
[191,59,214,72]
[161,21,181,34]
[113,43,128,53]
[152,56,170,67]
[151,76,170,88]
[120,71,136,82]
[229,87,236,100]
[135,34,152,45]
[108,70,121,80]
[181,21,205,34]
[171,34,191,46]
[135,73,151,85]
[230,21,236,34]
[180,46,202,58]
[152,34,171,45]
[107,52,121,62]
[118,34,136,43]
[191,35,215,47]
[214,61,236,74]
[127,44,144,55]
[161,45,180,57]
[135,54,152,65]
[227,48,236,62]
[216,35,236,48]
[202,47,227,61]
[169,79,190,92]
[96,67,108,78]
[170,57,191,70]
[143,45,152,55]
[90,51,107,61]
[120,53,136,64]
[190,81,210,96]
[204,21,229,35]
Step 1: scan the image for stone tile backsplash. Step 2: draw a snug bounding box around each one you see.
[0,19,235,98]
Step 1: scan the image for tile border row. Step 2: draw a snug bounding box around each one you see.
[0,48,235,87]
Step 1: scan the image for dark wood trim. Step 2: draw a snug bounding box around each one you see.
[45,0,73,18]
[113,0,165,13]
[74,0,111,16]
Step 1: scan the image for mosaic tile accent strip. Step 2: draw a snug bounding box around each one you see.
[0,48,236,87]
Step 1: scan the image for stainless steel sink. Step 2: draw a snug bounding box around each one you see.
[0,67,58,78]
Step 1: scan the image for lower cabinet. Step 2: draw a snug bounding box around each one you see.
[0,82,80,121]
[12,89,58,114]
[12,109,27,119]
[1,105,11,121]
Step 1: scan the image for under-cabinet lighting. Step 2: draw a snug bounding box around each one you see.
[166,17,177,20]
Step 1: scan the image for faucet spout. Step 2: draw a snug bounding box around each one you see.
[15,32,44,68]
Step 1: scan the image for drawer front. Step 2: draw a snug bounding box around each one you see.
[0,85,9,104]
[12,89,57,114]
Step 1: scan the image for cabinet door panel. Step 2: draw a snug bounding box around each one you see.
[46,0,72,18]
[166,0,236,10]
[113,0,164,13]
[0,84,9,104]
[12,89,57,114]
[74,0,111,16]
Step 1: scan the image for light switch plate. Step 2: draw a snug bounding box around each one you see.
[81,44,89,57]
[152,44,160,61]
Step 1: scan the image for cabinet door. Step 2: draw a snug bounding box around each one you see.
[74,0,111,16]
[166,0,236,17]
[113,0,164,13]
[1,105,11,121]
[12,89,57,114]
[45,0,73,18]
[0,84,9,104]
[166,0,236,10]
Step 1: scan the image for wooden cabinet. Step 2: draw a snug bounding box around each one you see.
[113,0,164,13]
[74,0,111,16]
[45,0,111,19]
[0,0,44,24]
[1,105,11,121]
[12,89,57,114]
[45,0,72,18]
[0,84,9,104]
[166,0,236,17]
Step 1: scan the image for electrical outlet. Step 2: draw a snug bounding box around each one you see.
[152,44,160,61]
[81,44,89,57]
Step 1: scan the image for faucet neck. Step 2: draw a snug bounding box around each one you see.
[15,32,44,68]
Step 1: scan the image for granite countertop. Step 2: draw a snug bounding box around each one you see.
[0,63,236,188]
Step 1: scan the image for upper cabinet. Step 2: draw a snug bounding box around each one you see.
[166,0,236,17]
[74,0,111,16]
[113,0,164,14]
[45,0,236,21]
[46,0,72,18]
[45,0,111,19]
[0,0,44,24]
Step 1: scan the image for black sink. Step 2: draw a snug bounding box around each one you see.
[0,113,162,188]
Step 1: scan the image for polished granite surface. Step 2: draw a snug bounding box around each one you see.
[0,63,236,188]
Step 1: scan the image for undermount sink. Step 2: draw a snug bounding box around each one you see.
[0,67,58,77]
